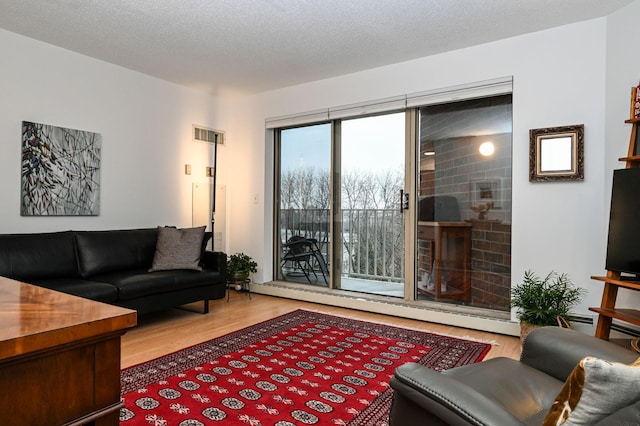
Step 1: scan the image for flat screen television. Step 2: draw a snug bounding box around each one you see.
[605,168,640,277]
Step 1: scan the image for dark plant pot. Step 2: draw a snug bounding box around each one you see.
[229,270,250,283]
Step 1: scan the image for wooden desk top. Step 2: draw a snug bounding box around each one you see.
[0,277,137,361]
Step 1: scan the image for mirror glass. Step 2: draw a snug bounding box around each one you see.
[539,136,573,172]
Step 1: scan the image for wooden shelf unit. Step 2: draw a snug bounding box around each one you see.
[622,118,640,168]
[417,221,471,302]
[590,117,640,339]
[590,273,640,339]
[618,155,640,163]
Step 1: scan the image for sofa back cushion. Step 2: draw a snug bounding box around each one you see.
[0,231,78,280]
[75,228,158,277]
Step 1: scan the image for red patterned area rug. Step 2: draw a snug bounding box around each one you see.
[120,309,491,425]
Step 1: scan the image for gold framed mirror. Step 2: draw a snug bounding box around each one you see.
[529,124,584,182]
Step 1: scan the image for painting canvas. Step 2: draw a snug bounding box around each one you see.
[21,121,101,216]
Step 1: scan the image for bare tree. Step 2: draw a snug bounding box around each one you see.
[311,169,331,209]
[375,168,403,209]
[281,167,330,209]
[340,168,404,280]
[280,166,404,282]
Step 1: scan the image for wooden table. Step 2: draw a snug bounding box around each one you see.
[0,277,137,426]
[417,221,472,302]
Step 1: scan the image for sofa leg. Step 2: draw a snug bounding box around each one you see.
[176,300,210,314]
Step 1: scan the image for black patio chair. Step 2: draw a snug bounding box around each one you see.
[281,236,329,285]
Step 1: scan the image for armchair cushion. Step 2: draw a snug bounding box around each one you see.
[445,357,562,423]
[389,327,640,426]
[391,362,526,426]
[391,358,563,425]
[543,356,640,426]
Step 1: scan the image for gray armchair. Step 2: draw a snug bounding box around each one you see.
[389,327,640,425]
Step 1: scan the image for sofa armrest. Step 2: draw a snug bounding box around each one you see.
[202,251,227,275]
[520,327,638,382]
[389,363,524,426]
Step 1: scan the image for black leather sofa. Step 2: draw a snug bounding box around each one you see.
[0,228,227,314]
[389,326,640,425]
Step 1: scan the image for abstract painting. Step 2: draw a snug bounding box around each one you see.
[21,121,101,216]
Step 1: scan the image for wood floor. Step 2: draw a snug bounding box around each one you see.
[121,292,522,369]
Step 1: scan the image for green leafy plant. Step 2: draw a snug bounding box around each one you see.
[227,252,258,276]
[511,270,585,326]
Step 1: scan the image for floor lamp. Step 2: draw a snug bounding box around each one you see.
[210,133,219,250]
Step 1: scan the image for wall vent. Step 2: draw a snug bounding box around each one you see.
[193,125,225,144]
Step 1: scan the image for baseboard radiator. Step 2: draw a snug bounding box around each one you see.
[568,314,640,338]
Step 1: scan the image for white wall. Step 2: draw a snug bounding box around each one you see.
[3,5,638,329]
[226,18,610,322]
[0,29,228,233]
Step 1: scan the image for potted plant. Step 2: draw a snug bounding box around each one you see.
[511,270,585,342]
[227,252,258,283]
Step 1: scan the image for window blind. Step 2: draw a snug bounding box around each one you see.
[327,95,407,120]
[406,76,513,108]
[265,109,329,129]
[265,76,513,129]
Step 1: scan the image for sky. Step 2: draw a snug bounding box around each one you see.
[280,112,405,174]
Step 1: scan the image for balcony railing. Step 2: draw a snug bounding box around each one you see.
[280,208,404,283]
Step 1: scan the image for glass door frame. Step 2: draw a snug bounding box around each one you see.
[273,112,419,300]
[405,109,417,301]
[273,121,333,288]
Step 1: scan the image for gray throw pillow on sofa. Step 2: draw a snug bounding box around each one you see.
[149,226,206,272]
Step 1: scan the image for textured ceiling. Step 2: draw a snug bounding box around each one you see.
[0,0,633,97]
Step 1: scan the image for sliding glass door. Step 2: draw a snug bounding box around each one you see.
[415,95,512,311]
[275,113,407,297]
[336,113,406,297]
[274,81,513,315]
[276,124,331,286]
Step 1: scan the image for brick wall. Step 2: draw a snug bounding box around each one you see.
[468,219,511,310]
[416,221,511,310]
[427,133,512,224]
[417,133,512,310]
[416,96,513,311]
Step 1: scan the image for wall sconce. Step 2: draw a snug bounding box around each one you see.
[479,141,495,157]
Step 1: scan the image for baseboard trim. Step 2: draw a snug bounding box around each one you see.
[251,282,520,336]
[567,314,640,338]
